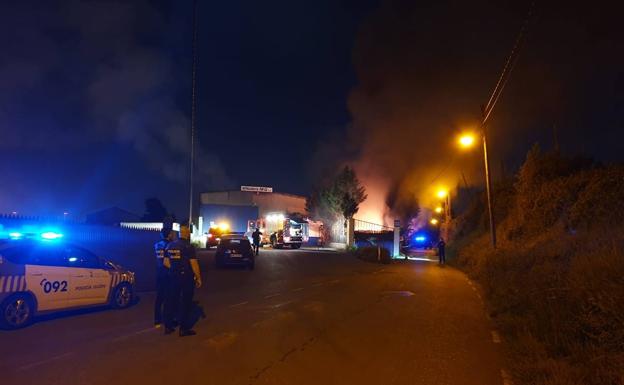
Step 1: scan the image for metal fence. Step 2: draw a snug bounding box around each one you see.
[353,219,392,233]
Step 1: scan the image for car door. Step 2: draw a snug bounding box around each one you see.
[64,246,111,306]
[24,245,71,311]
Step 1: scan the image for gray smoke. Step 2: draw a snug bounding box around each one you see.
[0,0,231,189]
[331,0,624,225]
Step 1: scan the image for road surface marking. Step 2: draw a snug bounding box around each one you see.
[264,293,281,299]
[382,290,415,297]
[111,327,156,343]
[229,301,248,308]
[491,330,502,343]
[501,369,514,385]
[17,352,74,371]
[272,300,295,308]
[291,287,304,292]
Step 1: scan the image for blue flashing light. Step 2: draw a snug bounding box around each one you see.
[41,232,64,240]
[415,236,426,242]
[9,232,23,239]
[68,257,78,262]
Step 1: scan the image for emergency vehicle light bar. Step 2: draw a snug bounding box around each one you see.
[41,232,64,240]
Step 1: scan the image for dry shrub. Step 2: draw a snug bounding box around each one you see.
[569,166,624,229]
[453,147,624,385]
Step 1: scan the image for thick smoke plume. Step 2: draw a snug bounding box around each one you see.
[344,1,624,226]
[0,0,231,190]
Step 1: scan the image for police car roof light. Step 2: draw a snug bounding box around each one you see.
[8,232,23,239]
[41,231,64,240]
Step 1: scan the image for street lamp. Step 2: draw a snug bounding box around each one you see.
[430,218,439,225]
[458,133,476,149]
[436,189,448,199]
[456,128,496,248]
[434,206,443,214]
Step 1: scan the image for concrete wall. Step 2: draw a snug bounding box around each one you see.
[199,205,258,233]
[200,191,307,217]
[199,191,307,234]
[251,193,306,217]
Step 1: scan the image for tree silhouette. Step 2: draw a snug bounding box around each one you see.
[306,166,367,222]
[142,197,168,222]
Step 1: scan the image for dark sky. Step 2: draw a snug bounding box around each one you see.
[1,0,623,220]
[0,0,377,218]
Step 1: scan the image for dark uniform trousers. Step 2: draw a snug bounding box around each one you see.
[154,267,168,323]
[164,271,195,331]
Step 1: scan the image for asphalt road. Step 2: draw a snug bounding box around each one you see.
[1,249,505,385]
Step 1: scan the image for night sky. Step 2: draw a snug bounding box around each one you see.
[1,0,623,220]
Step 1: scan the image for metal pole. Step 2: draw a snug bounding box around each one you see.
[188,0,199,228]
[445,194,451,241]
[482,126,497,248]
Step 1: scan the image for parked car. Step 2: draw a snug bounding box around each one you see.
[214,235,255,270]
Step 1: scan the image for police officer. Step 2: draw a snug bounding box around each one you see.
[437,238,446,265]
[163,224,202,336]
[153,227,175,327]
[251,227,262,256]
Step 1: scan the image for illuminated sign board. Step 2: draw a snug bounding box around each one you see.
[241,186,273,193]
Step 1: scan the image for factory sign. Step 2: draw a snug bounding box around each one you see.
[241,186,273,193]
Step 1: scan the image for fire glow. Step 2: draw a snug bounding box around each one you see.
[352,167,392,226]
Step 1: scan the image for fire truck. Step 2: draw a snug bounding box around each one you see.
[247,213,308,249]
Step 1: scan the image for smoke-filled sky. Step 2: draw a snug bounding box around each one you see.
[1,0,623,221]
[342,0,624,224]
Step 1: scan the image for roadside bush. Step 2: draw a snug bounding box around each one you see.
[569,166,624,229]
[452,147,624,385]
[354,246,391,264]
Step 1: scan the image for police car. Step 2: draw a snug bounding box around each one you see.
[0,234,135,329]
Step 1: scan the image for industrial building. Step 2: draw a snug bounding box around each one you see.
[199,188,307,235]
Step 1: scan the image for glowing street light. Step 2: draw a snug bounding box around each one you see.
[430,218,439,225]
[434,206,443,214]
[458,133,476,148]
[456,126,496,248]
[436,189,448,199]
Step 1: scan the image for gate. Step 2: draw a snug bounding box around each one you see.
[352,218,396,255]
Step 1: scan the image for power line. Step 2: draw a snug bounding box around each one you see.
[429,154,458,184]
[427,3,536,191]
[482,1,536,125]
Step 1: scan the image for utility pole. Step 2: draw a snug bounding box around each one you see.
[188,0,199,229]
[444,193,452,241]
[481,106,496,248]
